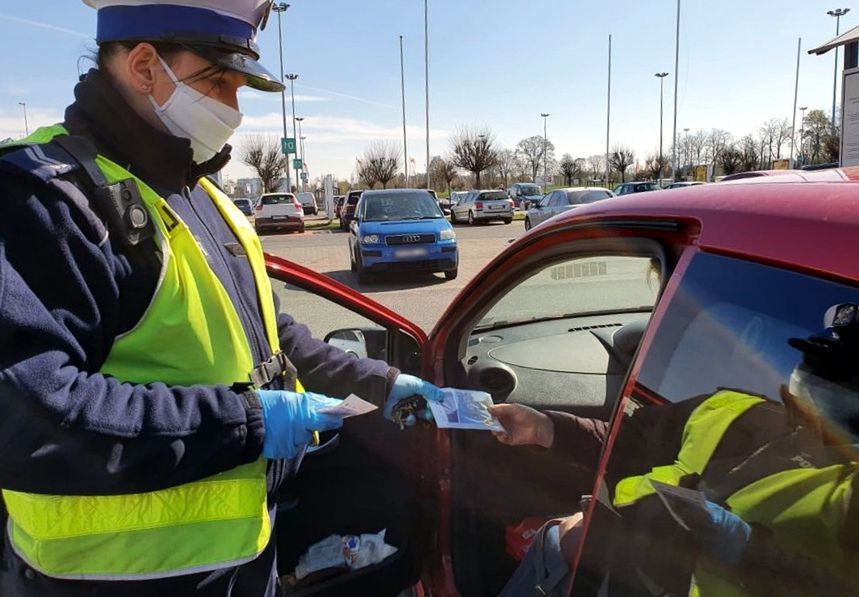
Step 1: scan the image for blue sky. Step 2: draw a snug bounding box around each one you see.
[0,1,850,181]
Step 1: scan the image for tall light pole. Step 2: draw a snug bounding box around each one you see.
[272,3,291,193]
[295,116,305,191]
[790,38,802,165]
[424,0,430,189]
[606,34,612,186]
[655,72,669,178]
[541,113,550,183]
[286,73,299,193]
[18,102,29,137]
[799,106,809,165]
[300,135,308,184]
[828,8,850,128]
[400,35,409,188]
[671,0,681,182]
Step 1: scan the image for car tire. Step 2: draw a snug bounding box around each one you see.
[350,246,357,272]
[444,268,458,281]
[524,217,532,231]
[503,218,512,225]
[450,211,458,225]
[468,211,476,225]
[298,224,305,234]
[356,254,370,283]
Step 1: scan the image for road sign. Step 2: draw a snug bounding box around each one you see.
[281,137,296,155]
[300,172,308,182]
[293,158,303,170]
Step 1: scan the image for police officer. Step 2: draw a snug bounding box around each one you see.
[0,2,442,595]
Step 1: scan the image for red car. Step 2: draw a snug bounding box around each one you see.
[266,167,859,596]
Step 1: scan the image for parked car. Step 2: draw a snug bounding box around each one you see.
[261,166,859,596]
[348,188,458,282]
[613,181,660,195]
[719,170,795,182]
[524,187,615,230]
[450,190,514,225]
[297,191,318,215]
[333,195,346,220]
[254,192,305,234]
[232,198,256,225]
[507,182,543,210]
[340,189,364,231]
[665,181,706,189]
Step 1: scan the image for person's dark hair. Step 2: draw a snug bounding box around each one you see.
[95,41,226,86]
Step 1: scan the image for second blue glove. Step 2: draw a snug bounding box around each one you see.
[258,391,344,460]
[384,374,444,425]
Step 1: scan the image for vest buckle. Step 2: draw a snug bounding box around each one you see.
[250,352,297,390]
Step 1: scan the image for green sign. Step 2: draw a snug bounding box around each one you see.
[281,137,296,155]
[300,172,308,182]
[293,158,303,170]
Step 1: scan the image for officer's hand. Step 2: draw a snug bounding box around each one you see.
[488,403,554,449]
[257,391,344,460]
[384,374,444,426]
[678,500,751,565]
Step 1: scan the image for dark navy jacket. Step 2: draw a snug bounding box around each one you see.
[0,70,396,503]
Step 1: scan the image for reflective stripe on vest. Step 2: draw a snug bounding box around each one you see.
[613,391,765,507]
[2,126,281,580]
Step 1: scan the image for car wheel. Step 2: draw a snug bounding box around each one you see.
[356,254,369,283]
[444,268,458,281]
[468,211,476,225]
[524,217,532,231]
[503,218,512,225]
[298,224,305,234]
[350,246,357,272]
[450,211,458,225]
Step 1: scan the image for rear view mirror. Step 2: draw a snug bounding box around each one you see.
[325,329,368,359]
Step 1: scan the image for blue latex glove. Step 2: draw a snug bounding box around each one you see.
[686,501,752,565]
[257,391,344,460]
[384,374,444,425]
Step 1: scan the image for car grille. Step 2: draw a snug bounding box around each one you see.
[386,234,436,246]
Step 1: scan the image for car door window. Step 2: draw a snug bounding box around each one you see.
[575,252,859,596]
[466,253,661,415]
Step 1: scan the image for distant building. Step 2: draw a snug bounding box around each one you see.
[235,178,262,198]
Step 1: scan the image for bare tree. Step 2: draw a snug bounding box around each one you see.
[559,154,580,186]
[360,141,401,189]
[516,135,556,181]
[429,156,458,195]
[587,154,604,182]
[689,130,707,169]
[496,149,519,188]
[646,152,670,181]
[705,129,732,180]
[241,134,289,193]
[609,145,635,183]
[449,127,499,188]
[355,158,378,189]
[739,135,759,172]
[719,145,743,176]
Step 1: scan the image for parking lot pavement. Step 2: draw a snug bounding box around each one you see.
[261,221,523,333]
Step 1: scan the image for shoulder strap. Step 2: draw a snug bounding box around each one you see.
[51,135,155,249]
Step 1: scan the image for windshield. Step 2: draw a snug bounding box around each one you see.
[261,195,294,205]
[480,191,509,201]
[362,192,444,221]
[519,185,540,196]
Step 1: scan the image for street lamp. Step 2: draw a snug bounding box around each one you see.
[541,113,550,183]
[286,73,299,193]
[424,0,430,189]
[300,135,308,184]
[18,102,28,137]
[655,72,669,180]
[799,106,809,165]
[272,3,291,192]
[295,116,305,191]
[400,35,409,189]
[828,8,851,128]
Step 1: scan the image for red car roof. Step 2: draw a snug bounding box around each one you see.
[547,167,859,284]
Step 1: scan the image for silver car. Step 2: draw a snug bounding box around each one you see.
[450,190,514,225]
[524,187,615,230]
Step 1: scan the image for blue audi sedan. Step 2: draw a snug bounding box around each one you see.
[348,189,459,282]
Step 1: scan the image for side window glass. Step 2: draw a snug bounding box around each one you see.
[465,254,661,415]
[576,252,859,597]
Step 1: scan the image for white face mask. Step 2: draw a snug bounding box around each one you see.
[148,55,243,163]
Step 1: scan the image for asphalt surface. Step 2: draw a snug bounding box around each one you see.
[260,217,523,336]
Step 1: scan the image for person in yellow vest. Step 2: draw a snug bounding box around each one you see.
[0,2,443,595]
[490,303,859,596]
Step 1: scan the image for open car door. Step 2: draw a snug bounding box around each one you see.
[264,254,437,597]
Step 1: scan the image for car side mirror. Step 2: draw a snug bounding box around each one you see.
[324,329,369,359]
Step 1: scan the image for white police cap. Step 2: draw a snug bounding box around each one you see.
[83,0,285,92]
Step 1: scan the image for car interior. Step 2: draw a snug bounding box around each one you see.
[438,239,667,596]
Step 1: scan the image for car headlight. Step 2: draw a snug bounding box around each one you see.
[361,234,380,245]
[439,229,456,241]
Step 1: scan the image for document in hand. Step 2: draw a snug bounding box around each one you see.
[428,388,505,432]
[319,394,378,419]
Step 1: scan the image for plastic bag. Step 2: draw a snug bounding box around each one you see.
[293,529,398,581]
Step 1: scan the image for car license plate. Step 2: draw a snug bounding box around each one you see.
[490,205,504,210]
[272,215,288,220]
[395,247,428,258]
